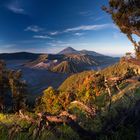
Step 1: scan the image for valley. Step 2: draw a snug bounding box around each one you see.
[1,55,140,140]
[1,47,119,94]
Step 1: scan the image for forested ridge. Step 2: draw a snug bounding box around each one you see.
[1,56,140,140]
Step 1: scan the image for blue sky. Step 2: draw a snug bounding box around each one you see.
[0,0,134,56]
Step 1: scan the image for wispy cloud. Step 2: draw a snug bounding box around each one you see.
[64,24,113,32]
[49,31,60,36]
[24,23,116,41]
[47,40,70,47]
[47,40,89,48]
[74,33,84,36]
[25,25,43,32]
[33,35,52,39]
[48,24,114,37]
[5,0,26,14]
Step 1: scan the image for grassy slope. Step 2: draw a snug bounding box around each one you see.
[100,60,140,77]
[59,60,140,91]
[1,82,140,140]
[1,60,140,140]
[59,70,95,91]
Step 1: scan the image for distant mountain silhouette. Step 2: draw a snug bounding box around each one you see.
[26,53,98,73]
[58,47,104,56]
[0,48,119,93]
[0,47,119,73]
[58,47,79,54]
[80,49,103,56]
[0,52,40,60]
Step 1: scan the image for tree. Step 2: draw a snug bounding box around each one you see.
[103,0,140,59]
[58,90,76,111]
[8,70,27,112]
[36,87,62,114]
[0,60,27,112]
[93,73,105,96]
[0,60,9,112]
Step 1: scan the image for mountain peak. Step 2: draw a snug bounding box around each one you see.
[65,47,76,50]
[58,47,104,56]
[58,47,78,54]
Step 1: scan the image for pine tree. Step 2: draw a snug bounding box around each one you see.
[9,70,27,112]
[0,60,27,112]
[0,60,9,112]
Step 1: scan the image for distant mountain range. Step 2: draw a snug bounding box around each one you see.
[58,47,103,56]
[0,52,40,60]
[0,47,119,93]
[25,47,119,73]
[0,47,104,60]
[25,53,98,73]
[0,47,119,73]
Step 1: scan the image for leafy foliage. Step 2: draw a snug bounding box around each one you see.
[0,60,27,112]
[103,0,140,58]
[36,87,63,114]
[1,60,140,139]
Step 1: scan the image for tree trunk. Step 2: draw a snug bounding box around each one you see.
[136,50,140,60]
[132,30,140,38]
[127,34,140,60]
[18,110,97,140]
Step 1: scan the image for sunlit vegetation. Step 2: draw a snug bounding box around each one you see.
[1,56,140,139]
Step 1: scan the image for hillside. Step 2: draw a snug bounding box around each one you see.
[1,58,140,140]
[0,47,119,74]
[59,58,140,92]
[59,70,95,91]
[0,49,118,94]
[51,61,79,73]
[0,52,40,60]
[64,54,97,66]
[25,47,118,73]
[101,58,140,77]
[25,53,98,73]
